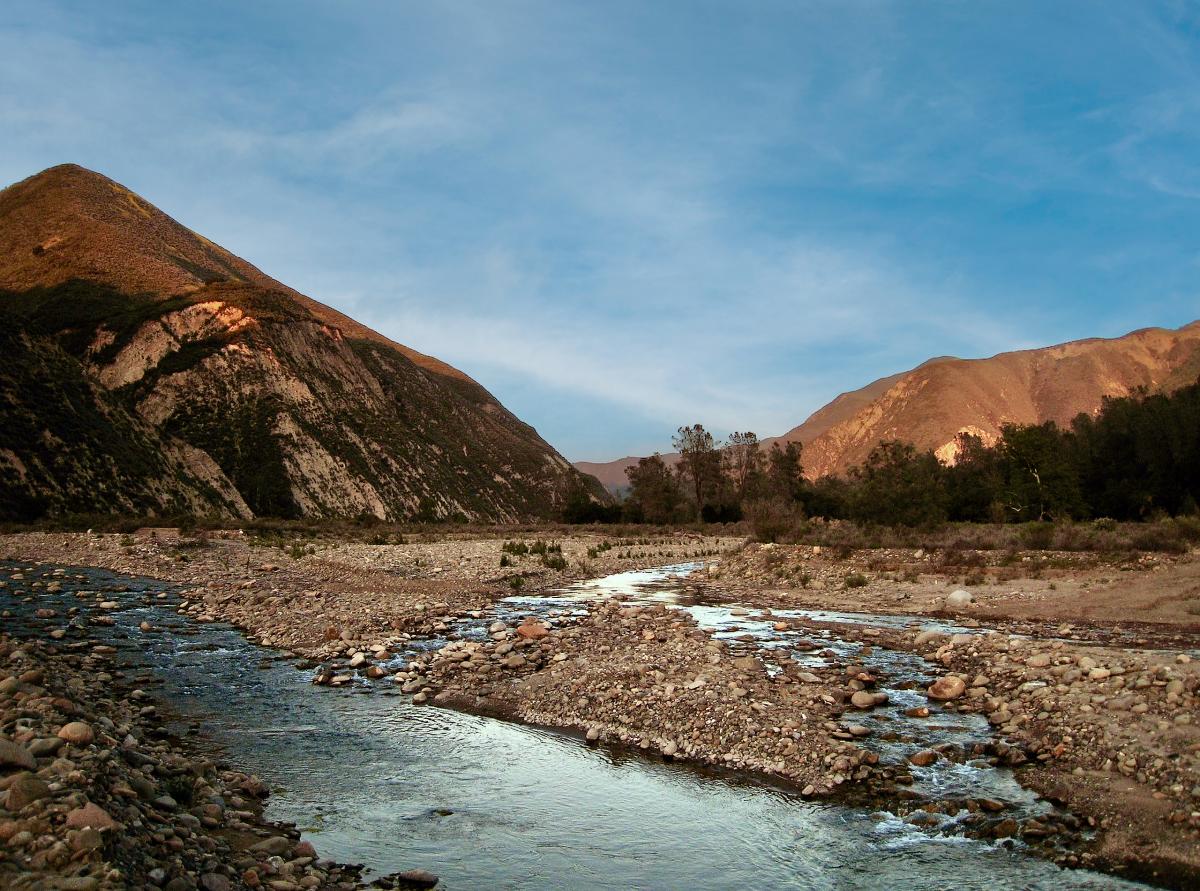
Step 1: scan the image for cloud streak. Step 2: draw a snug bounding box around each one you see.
[2,1,1199,460]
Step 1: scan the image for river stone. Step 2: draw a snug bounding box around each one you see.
[944,589,973,609]
[927,676,967,701]
[72,826,103,851]
[732,656,758,672]
[57,721,95,746]
[199,874,231,891]
[249,835,292,856]
[65,802,118,831]
[909,749,939,766]
[516,621,548,640]
[0,738,36,770]
[850,691,877,709]
[6,772,51,809]
[1026,653,1051,668]
[394,869,439,889]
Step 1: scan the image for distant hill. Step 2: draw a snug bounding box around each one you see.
[577,323,1200,488]
[0,164,607,521]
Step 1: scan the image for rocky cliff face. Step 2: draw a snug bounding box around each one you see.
[577,324,1200,487]
[0,164,605,521]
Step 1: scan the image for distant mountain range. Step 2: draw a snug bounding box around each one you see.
[0,164,606,521]
[577,322,1200,494]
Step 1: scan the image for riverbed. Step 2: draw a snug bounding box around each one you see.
[0,561,1152,890]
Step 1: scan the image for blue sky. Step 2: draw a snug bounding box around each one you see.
[3,2,1200,461]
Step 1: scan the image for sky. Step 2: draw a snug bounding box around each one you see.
[3,2,1200,462]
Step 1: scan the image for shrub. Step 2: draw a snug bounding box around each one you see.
[1019,522,1056,551]
[745,498,804,543]
[843,573,868,589]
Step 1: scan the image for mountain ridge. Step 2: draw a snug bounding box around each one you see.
[576,321,1200,492]
[0,163,606,521]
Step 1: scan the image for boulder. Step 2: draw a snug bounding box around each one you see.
[944,589,973,609]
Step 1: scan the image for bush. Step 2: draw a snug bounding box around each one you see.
[745,498,804,543]
[843,573,868,589]
[1019,522,1056,550]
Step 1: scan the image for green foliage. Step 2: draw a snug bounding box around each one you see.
[640,380,1200,531]
[625,454,686,524]
[165,395,298,518]
[848,441,948,527]
[745,497,805,543]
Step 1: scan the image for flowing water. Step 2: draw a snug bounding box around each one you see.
[0,562,1151,890]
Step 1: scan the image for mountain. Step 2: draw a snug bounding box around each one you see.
[576,323,1200,488]
[0,163,606,521]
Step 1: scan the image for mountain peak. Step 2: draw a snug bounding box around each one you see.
[0,163,606,521]
[0,164,474,384]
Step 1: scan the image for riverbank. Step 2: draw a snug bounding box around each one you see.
[708,542,1200,886]
[2,530,1197,888]
[0,626,370,890]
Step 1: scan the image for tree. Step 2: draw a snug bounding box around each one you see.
[764,441,805,503]
[944,433,1005,522]
[996,422,1084,521]
[848,440,947,527]
[672,424,719,513]
[723,431,764,502]
[625,454,684,524]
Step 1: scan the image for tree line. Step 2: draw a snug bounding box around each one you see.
[578,380,1200,528]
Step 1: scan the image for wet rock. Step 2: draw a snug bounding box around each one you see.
[849,691,877,709]
[393,868,439,888]
[927,676,967,701]
[909,750,939,766]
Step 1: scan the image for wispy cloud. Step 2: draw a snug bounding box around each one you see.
[2,1,1199,460]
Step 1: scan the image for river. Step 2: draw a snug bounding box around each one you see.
[0,561,1150,890]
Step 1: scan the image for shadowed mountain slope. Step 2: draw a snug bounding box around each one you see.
[0,164,606,521]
